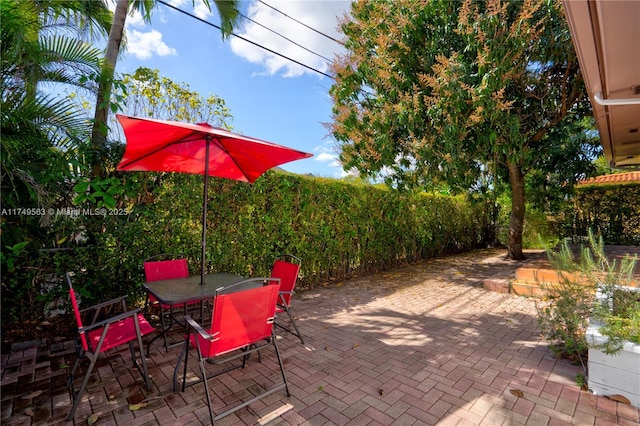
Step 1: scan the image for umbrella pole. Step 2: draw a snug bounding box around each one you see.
[201,137,210,285]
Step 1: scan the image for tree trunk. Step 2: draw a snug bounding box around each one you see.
[90,0,128,177]
[507,160,526,260]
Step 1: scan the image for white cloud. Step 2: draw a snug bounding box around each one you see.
[313,143,346,177]
[110,0,208,61]
[230,0,349,77]
[192,2,213,20]
[339,168,358,178]
[164,0,210,20]
[127,10,146,27]
[106,0,146,26]
[127,29,177,60]
[114,0,177,61]
[315,152,337,162]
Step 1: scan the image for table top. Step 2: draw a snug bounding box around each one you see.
[144,273,251,306]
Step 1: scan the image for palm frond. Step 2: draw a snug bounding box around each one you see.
[39,35,103,88]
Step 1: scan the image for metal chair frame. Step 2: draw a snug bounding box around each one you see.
[173,277,290,425]
[271,254,305,344]
[143,253,197,352]
[65,272,154,421]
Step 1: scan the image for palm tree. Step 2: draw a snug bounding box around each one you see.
[2,0,111,99]
[1,0,111,208]
[90,0,241,177]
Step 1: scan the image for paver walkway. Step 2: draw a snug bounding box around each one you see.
[2,249,639,425]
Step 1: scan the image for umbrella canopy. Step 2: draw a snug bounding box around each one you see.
[116,114,312,181]
[116,114,313,283]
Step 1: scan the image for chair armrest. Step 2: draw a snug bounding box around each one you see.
[216,277,280,294]
[184,315,219,342]
[235,277,280,286]
[79,295,128,314]
[78,308,142,333]
[80,295,129,326]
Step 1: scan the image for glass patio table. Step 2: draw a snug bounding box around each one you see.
[144,273,260,353]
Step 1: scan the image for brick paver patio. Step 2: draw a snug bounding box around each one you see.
[2,249,639,425]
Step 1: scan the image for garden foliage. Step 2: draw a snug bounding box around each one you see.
[571,183,640,245]
[1,170,484,324]
[536,230,639,371]
[329,0,593,260]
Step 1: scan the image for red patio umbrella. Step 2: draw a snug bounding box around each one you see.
[116,114,313,284]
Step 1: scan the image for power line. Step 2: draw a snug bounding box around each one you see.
[157,0,333,79]
[242,2,377,99]
[237,11,333,63]
[258,0,344,46]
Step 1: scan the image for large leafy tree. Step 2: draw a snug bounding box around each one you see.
[116,67,233,127]
[90,0,241,176]
[330,0,592,259]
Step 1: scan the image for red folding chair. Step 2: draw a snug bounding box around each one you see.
[271,254,304,344]
[174,277,290,425]
[65,272,155,421]
[144,254,194,351]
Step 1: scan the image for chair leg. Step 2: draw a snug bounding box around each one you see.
[173,339,188,392]
[288,310,304,344]
[146,305,172,356]
[127,340,136,365]
[162,306,169,350]
[173,334,191,392]
[277,305,305,344]
[198,356,216,426]
[134,323,152,391]
[271,335,290,397]
[66,353,98,421]
[66,356,81,390]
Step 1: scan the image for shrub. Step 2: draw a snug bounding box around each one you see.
[571,183,640,245]
[536,230,639,372]
[2,170,485,325]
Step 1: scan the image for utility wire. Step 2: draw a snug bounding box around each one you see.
[157,1,376,99]
[258,0,345,46]
[238,11,333,63]
[157,0,333,79]
[248,2,376,99]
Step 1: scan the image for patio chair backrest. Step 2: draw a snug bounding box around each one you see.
[144,257,189,282]
[66,273,89,351]
[271,257,301,307]
[200,279,280,358]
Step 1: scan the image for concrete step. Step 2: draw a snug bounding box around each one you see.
[509,267,639,298]
[515,267,638,286]
[483,245,640,297]
[515,267,591,285]
[509,279,546,297]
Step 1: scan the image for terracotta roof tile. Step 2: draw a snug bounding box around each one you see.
[577,171,640,185]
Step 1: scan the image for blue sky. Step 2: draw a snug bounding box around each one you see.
[115,0,351,178]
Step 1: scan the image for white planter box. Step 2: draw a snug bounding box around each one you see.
[587,324,640,408]
[586,285,640,408]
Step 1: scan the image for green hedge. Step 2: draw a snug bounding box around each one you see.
[1,171,484,324]
[570,183,640,245]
